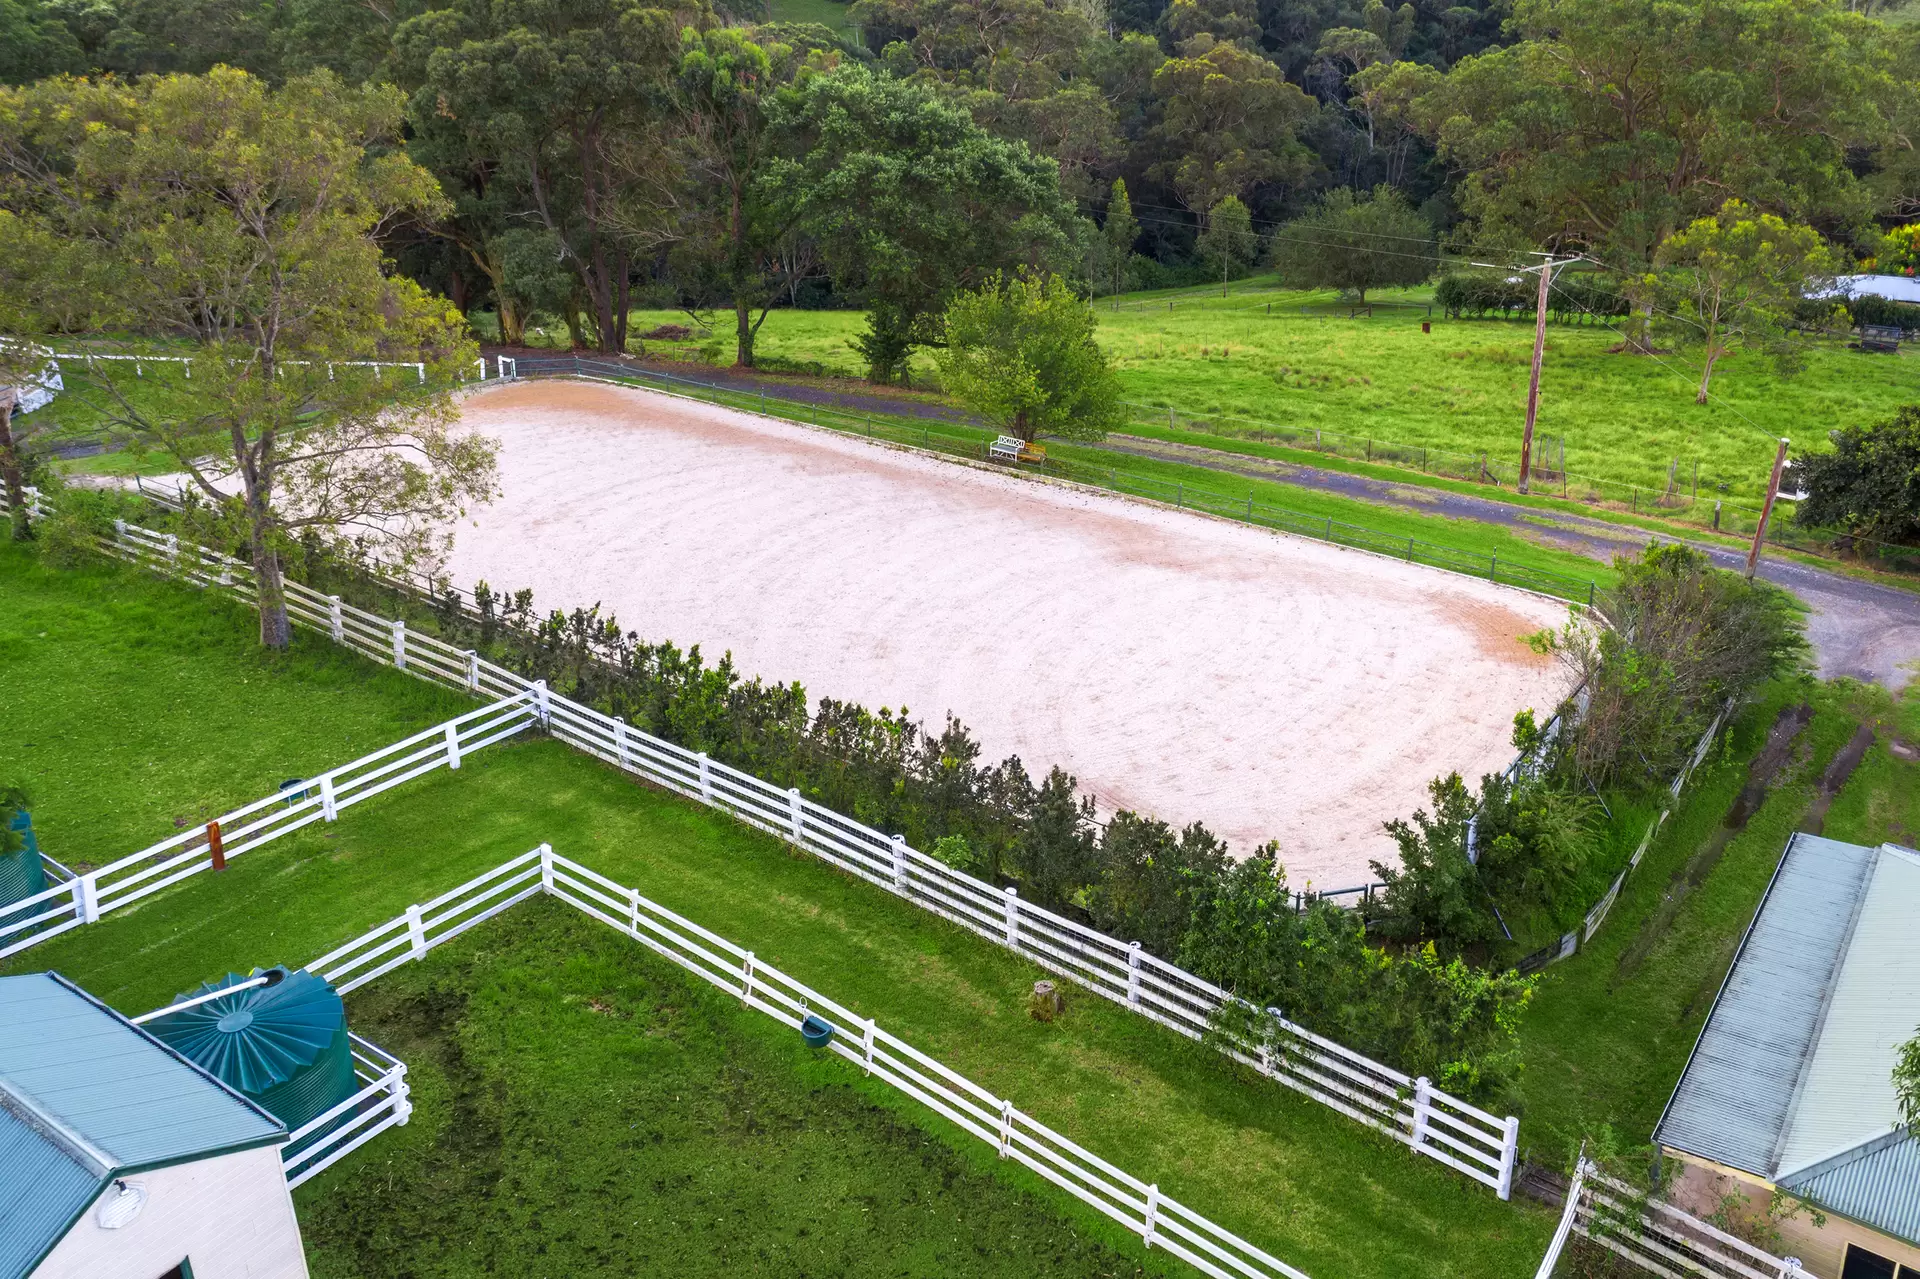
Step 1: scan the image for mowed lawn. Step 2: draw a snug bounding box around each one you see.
[519,281,1919,504]
[0,544,1556,1279]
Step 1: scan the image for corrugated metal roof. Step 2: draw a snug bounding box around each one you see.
[1780,1128,1920,1248]
[0,972,287,1279]
[1776,846,1920,1172]
[1654,833,1878,1176]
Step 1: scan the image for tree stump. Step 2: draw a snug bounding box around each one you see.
[1029,980,1063,1022]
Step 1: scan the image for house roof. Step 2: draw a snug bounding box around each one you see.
[0,972,287,1279]
[1837,273,1920,305]
[1656,836,1920,1248]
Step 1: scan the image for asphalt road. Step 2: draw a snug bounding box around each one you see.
[1100,435,1920,691]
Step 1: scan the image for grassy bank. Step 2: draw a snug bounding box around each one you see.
[1514,676,1916,1162]
[0,544,1554,1279]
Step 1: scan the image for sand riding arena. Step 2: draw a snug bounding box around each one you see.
[446,380,1572,887]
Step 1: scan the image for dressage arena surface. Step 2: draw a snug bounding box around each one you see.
[449,381,1571,887]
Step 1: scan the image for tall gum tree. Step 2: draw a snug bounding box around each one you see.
[1381,0,1906,349]
[394,0,690,354]
[0,69,497,648]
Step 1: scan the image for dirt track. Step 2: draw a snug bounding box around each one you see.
[448,381,1572,887]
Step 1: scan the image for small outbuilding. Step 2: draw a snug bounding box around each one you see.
[0,971,309,1279]
[1656,834,1920,1278]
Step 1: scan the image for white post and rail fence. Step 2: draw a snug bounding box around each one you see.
[0,496,1525,1199]
[304,844,1319,1279]
[1533,1157,1811,1279]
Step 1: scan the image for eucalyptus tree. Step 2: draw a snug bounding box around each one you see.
[0,69,496,647]
[394,0,688,353]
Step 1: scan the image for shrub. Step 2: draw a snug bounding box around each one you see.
[1846,293,1920,332]
[1794,405,1920,547]
[1369,773,1489,946]
[1085,812,1229,958]
[1532,543,1808,789]
[1185,847,1535,1104]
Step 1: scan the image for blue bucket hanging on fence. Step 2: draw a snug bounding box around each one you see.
[800,1014,835,1048]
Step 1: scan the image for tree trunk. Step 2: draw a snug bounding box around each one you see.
[735,296,754,368]
[247,492,291,649]
[499,297,526,346]
[1695,346,1719,404]
[1015,410,1033,443]
[0,393,30,541]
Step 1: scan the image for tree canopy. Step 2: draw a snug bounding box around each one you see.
[1794,406,1920,547]
[1269,185,1434,300]
[0,68,495,646]
[936,270,1123,442]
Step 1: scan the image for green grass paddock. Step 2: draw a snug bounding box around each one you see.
[522,283,1917,505]
[0,544,1555,1279]
[297,903,1176,1278]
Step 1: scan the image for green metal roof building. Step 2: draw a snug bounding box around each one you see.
[1657,835,1920,1279]
[0,971,309,1279]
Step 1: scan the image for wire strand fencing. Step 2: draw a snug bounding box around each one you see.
[1533,1160,1812,1279]
[30,505,1528,1197]
[309,844,1317,1279]
[1511,699,1734,975]
[0,692,537,961]
[500,356,1599,609]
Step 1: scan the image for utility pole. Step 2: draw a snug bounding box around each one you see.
[1479,253,1583,493]
[1746,437,1790,580]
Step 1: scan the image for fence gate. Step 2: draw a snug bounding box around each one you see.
[1535,1161,1811,1279]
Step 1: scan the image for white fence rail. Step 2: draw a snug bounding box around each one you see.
[282,1033,412,1189]
[309,845,1314,1279]
[0,694,537,960]
[1534,1161,1811,1279]
[20,502,1523,1196]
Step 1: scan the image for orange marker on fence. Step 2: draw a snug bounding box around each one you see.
[207,820,225,871]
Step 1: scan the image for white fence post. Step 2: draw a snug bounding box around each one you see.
[165,532,179,570]
[1532,1157,1587,1279]
[787,788,804,844]
[997,1099,1014,1158]
[444,722,462,770]
[1495,1115,1521,1201]
[627,886,641,936]
[389,1065,413,1126]
[697,752,713,804]
[1127,941,1142,1008]
[863,1018,876,1076]
[75,873,101,924]
[1003,887,1020,947]
[1410,1076,1433,1151]
[889,835,906,890]
[613,718,630,769]
[539,843,554,892]
[466,651,480,694]
[319,773,338,822]
[404,905,426,961]
[532,680,550,727]
[1143,1183,1160,1248]
[390,618,406,669]
[741,951,755,1007]
[329,596,344,643]
[114,518,126,547]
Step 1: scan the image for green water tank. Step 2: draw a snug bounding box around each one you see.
[0,809,48,925]
[147,966,357,1131]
